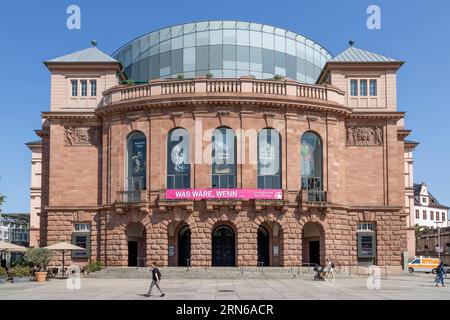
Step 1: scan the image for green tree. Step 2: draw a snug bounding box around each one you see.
[0,193,5,211]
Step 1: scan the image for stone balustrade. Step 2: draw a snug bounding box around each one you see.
[102,77,345,107]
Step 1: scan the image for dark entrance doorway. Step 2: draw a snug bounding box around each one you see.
[212,226,235,266]
[257,226,270,266]
[128,241,138,267]
[309,241,320,266]
[178,226,191,267]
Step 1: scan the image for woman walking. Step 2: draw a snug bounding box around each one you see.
[435,261,446,288]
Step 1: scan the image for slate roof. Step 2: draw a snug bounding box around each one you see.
[45,47,118,64]
[331,46,400,63]
[414,183,449,210]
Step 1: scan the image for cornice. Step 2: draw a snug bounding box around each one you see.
[348,111,405,121]
[96,95,352,118]
[42,111,99,121]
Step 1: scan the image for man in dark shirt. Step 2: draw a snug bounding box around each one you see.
[146,262,165,297]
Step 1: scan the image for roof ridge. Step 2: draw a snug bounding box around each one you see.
[331,46,400,63]
[45,46,119,64]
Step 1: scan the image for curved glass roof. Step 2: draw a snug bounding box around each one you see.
[113,21,333,84]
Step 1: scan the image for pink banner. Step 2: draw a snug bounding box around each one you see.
[165,189,283,200]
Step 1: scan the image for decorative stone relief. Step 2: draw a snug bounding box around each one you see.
[65,127,101,146]
[346,126,383,146]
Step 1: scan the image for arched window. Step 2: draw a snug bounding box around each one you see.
[212,127,237,189]
[126,131,147,191]
[167,128,190,189]
[258,128,281,189]
[301,132,322,191]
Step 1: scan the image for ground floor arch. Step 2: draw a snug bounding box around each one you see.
[302,222,325,266]
[178,225,191,266]
[126,222,146,267]
[212,225,236,266]
[167,222,191,267]
[257,221,283,267]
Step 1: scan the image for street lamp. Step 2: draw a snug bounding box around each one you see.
[435,221,444,260]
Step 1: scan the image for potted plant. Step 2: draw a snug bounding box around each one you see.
[10,265,31,283]
[25,248,53,282]
[0,266,7,284]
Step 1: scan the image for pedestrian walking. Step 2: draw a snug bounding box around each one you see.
[146,262,166,297]
[435,261,446,288]
[326,258,336,281]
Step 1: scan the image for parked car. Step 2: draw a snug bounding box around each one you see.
[408,257,440,274]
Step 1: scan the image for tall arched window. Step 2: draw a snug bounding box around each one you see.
[126,131,147,191]
[301,132,322,191]
[212,127,237,189]
[258,128,281,189]
[167,128,190,189]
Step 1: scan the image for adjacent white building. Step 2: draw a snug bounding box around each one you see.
[413,183,449,228]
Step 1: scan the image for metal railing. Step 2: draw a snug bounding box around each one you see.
[301,177,326,203]
[303,190,327,203]
[136,258,147,268]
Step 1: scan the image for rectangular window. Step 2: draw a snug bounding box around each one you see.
[357,223,375,231]
[350,80,358,96]
[415,210,420,219]
[360,79,367,96]
[357,233,376,258]
[370,79,377,96]
[430,211,434,220]
[71,80,78,97]
[423,210,427,220]
[80,80,87,96]
[443,212,446,221]
[71,233,90,258]
[90,80,97,96]
[74,223,90,232]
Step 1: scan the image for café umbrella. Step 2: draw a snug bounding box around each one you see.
[0,240,27,252]
[44,242,86,271]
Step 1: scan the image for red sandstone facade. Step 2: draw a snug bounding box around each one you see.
[32,44,416,273]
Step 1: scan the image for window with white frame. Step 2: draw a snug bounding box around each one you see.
[369,79,377,96]
[360,79,367,96]
[71,80,78,97]
[80,80,88,96]
[90,80,97,96]
[74,223,90,232]
[350,79,377,97]
[350,79,358,96]
[357,222,375,232]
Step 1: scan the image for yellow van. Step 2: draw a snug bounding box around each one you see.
[408,257,440,274]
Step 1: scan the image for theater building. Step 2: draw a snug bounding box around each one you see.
[30,21,416,272]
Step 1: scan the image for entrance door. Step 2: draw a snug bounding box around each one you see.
[178,226,191,267]
[212,226,235,266]
[257,227,270,267]
[128,241,138,267]
[309,241,320,265]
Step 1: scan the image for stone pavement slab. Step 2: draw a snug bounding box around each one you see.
[0,274,449,300]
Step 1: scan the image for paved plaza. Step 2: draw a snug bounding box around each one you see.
[0,273,449,300]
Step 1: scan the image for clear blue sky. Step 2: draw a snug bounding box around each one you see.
[0,0,449,213]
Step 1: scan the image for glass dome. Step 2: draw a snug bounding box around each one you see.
[113,20,332,84]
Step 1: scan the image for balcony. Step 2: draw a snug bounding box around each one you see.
[301,190,327,204]
[116,191,146,203]
[101,77,346,111]
[113,190,148,214]
[300,177,327,206]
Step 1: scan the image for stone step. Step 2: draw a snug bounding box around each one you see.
[85,267,324,279]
